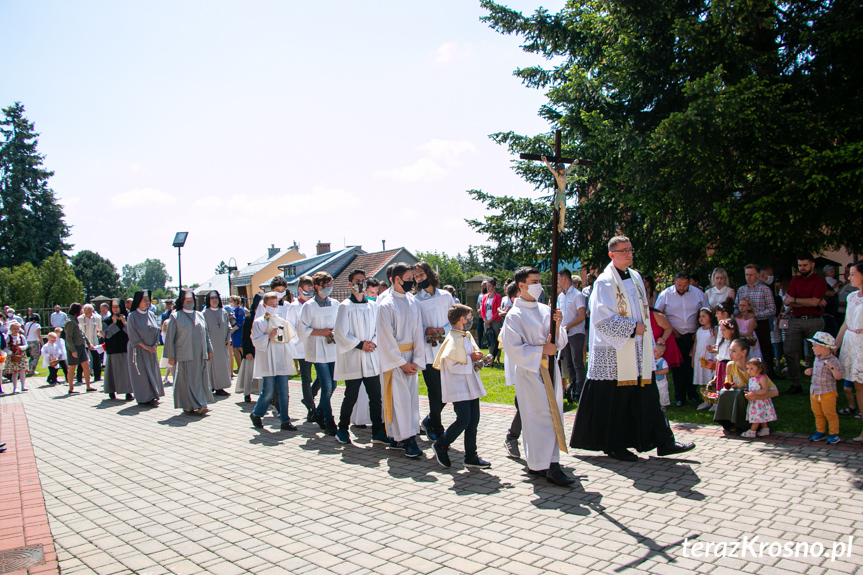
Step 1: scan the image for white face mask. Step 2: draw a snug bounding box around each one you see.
[527,284,544,300]
[319,286,333,298]
[265,305,278,313]
[765,276,774,285]
[276,291,286,299]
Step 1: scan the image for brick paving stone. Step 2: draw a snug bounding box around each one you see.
[4,380,863,574]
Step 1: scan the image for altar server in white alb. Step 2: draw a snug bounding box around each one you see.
[500,266,575,486]
[298,271,340,435]
[412,261,454,441]
[333,270,387,445]
[249,291,297,431]
[376,262,426,458]
[570,235,695,462]
[431,304,490,469]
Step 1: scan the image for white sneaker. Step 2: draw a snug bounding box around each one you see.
[709,404,717,412]
[740,430,757,438]
[696,401,711,410]
[757,427,770,437]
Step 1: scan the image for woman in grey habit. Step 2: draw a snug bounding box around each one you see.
[203,290,232,396]
[126,290,164,405]
[164,289,214,415]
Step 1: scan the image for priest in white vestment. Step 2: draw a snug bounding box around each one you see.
[570,236,695,461]
[376,263,426,458]
[500,266,575,486]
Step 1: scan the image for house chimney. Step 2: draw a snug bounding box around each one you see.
[382,240,386,251]
[268,244,280,258]
[316,241,331,255]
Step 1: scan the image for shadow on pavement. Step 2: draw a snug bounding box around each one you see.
[447,467,512,495]
[530,472,600,516]
[385,452,439,483]
[116,403,159,416]
[157,412,209,427]
[574,454,705,500]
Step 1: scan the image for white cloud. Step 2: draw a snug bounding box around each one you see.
[419,139,477,166]
[193,187,360,216]
[432,42,470,64]
[111,188,177,208]
[375,158,448,183]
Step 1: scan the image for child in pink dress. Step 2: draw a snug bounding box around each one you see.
[741,358,777,438]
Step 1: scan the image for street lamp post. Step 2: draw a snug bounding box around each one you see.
[226,257,238,298]
[173,232,188,292]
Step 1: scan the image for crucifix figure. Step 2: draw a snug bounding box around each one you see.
[541,156,579,233]
[518,129,592,451]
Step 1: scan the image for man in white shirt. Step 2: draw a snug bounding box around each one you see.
[50,305,68,329]
[654,271,709,407]
[557,269,587,402]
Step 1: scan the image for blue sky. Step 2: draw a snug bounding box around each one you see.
[1,1,565,285]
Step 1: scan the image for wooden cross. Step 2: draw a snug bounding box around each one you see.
[519,129,592,349]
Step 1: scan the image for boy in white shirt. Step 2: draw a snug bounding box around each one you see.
[40,332,68,385]
[431,304,490,468]
[250,292,297,431]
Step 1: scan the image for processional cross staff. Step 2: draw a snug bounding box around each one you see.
[519,129,593,451]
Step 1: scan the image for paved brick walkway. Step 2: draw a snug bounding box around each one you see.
[1,378,862,575]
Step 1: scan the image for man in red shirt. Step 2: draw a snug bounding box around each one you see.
[783,253,828,394]
[481,278,503,364]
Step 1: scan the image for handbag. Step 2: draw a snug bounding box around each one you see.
[778,313,790,330]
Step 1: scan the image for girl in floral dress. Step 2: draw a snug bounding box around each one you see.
[741,358,778,438]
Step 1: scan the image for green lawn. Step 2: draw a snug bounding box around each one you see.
[22,346,861,436]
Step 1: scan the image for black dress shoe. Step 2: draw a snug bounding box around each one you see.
[244,395,251,403]
[546,462,576,486]
[250,414,263,429]
[784,386,803,395]
[214,389,229,396]
[325,420,338,436]
[108,392,116,400]
[607,449,639,462]
[125,394,133,401]
[280,421,297,431]
[527,468,547,478]
[657,442,696,456]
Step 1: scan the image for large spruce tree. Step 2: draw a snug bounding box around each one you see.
[0,102,71,268]
[470,1,863,278]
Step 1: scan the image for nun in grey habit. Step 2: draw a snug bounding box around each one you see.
[126,290,164,405]
[103,298,133,400]
[164,290,214,414]
[202,290,232,395]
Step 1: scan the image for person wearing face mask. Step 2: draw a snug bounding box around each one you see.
[164,289,215,415]
[571,237,695,463]
[332,270,387,444]
[783,253,829,394]
[102,298,133,401]
[203,291,232,396]
[349,277,383,427]
[235,293,264,402]
[249,291,298,431]
[291,276,320,418]
[126,290,164,406]
[431,304,489,469]
[376,263,427,457]
[500,266,574,485]
[298,271,340,435]
[255,277,297,415]
[413,261,455,441]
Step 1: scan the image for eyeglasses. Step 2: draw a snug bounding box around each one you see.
[611,249,635,254]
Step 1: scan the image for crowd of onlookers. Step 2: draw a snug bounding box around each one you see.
[472,253,863,442]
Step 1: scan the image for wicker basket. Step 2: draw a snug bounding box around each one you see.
[700,381,719,404]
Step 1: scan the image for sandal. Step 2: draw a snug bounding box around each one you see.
[855,412,862,420]
[838,407,858,416]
